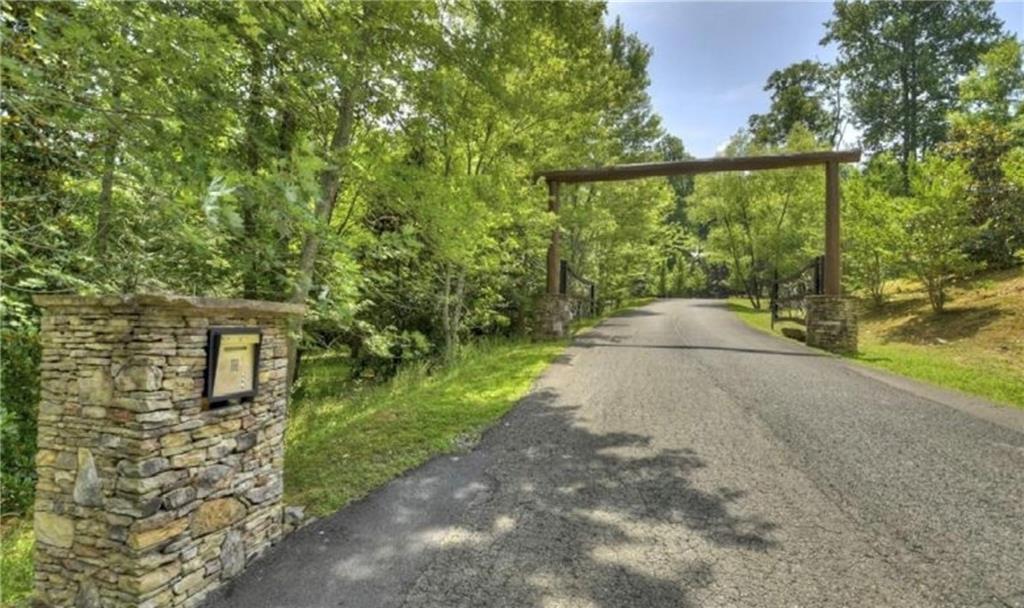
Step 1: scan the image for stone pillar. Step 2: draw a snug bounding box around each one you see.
[805,295,858,354]
[535,294,571,339]
[31,295,304,608]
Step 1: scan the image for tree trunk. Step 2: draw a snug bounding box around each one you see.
[441,266,452,361]
[287,88,358,384]
[441,265,465,363]
[241,42,265,299]
[453,271,465,355]
[898,22,918,195]
[870,251,885,306]
[291,92,355,303]
[96,131,118,263]
[96,88,121,263]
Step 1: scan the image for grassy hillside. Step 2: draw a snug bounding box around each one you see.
[730,267,1024,409]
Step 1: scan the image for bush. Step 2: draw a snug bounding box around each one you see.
[1,329,41,515]
[898,157,983,312]
[353,324,432,378]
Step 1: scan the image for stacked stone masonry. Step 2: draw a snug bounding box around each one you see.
[535,294,572,339]
[32,295,304,608]
[805,295,858,354]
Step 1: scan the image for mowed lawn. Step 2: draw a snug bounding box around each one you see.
[729,267,1024,409]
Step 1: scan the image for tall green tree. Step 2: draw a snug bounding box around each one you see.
[653,134,702,296]
[748,60,843,147]
[842,154,903,305]
[896,156,982,312]
[944,39,1024,267]
[823,0,1006,191]
[559,17,688,306]
[605,18,663,160]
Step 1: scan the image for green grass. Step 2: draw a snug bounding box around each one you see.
[1,520,34,608]
[284,338,566,516]
[727,298,785,334]
[728,297,1024,409]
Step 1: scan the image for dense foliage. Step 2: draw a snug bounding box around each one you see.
[0,329,39,512]
[688,126,825,309]
[945,40,1024,267]
[747,60,843,148]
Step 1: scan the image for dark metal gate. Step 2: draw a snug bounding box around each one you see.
[770,256,824,329]
[560,260,597,319]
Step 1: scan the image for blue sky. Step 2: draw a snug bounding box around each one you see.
[605,1,1024,157]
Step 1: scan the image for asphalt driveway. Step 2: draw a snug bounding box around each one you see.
[207,299,1024,608]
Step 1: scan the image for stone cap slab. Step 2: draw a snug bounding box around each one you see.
[33,293,306,316]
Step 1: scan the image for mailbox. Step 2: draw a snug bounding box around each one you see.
[206,327,262,403]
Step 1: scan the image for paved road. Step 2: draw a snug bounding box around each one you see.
[207,299,1024,608]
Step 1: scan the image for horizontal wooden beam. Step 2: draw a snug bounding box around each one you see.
[535,149,862,184]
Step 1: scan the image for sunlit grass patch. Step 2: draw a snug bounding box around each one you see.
[849,342,1024,408]
[1,519,34,608]
[728,290,1024,410]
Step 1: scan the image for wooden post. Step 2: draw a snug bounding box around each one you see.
[546,180,560,296]
[824,161,841,295]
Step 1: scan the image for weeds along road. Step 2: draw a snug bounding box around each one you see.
[207,299,1024,608]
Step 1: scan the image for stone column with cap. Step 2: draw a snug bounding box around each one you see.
[31,295,304,608]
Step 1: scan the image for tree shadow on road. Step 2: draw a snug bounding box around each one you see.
[389,390,777,607]
[209,389,777,608]
[683,300,729,308]
[571,330,822,358]
[574,330,628,344]
[609,308,661,318]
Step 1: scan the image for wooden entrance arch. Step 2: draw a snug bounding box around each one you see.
[535,149,862,299]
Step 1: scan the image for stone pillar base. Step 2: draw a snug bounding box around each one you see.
[31,294,304,608]
[805,295,858,353]
[535,294,571,339]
